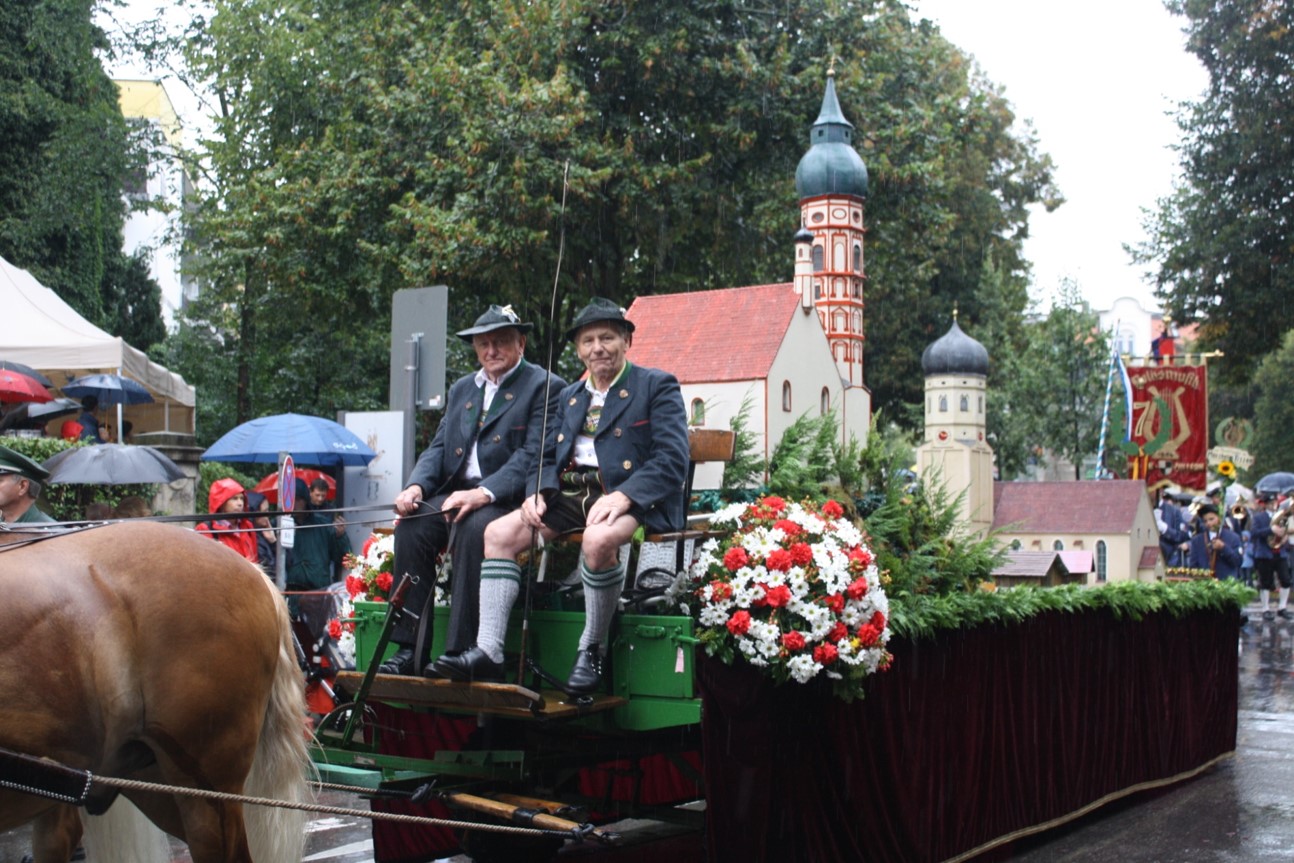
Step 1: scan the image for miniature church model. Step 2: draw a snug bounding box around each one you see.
[915,317,995,535]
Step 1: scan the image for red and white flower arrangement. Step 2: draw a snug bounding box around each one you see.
[677,495,892,701]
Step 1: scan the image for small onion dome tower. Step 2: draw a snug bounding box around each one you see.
[917,315,995,536]
[795,64,868,390]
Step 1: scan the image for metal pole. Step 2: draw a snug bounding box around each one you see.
[403,334,421,483]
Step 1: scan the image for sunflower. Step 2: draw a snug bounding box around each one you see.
[1218,460,1237,479]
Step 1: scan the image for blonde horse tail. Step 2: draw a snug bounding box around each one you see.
[80,800,170,863]
[243,572,314,862]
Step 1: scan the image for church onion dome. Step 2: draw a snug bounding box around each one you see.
[793,225,814,244]
[795,71,869,200]
[921,320,989,377]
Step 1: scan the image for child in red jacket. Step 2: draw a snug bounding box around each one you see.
[196,478,259,563]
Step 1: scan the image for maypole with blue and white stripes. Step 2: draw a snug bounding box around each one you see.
[1094,324,1133,479]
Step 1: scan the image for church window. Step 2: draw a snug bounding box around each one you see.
[833,310,846,331]
[813,281,821,299]
[690,398,705,426]
[853,244,862,272]
[1097,541,1108,582]
[1010,539,1022,551]
[852,282,861,299]
[938,395,948,412]
[978,396,983,414]
[782,381,792,412]
[1053,539,1065,551]
[960,395,969,412]
[820,387,830,415]
[834,242,846,270]
[812,245,824,270]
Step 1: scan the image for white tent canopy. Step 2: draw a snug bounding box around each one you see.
[0,255,195,434]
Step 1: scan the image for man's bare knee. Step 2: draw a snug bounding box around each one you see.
[484,512,527,558]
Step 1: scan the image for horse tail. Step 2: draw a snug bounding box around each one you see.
[80,801,171,863]
[243,570,314,862]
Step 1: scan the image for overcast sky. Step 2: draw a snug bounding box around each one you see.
[911,0,1209,313]
[105,1,1208,315]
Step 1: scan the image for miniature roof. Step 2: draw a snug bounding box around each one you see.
[922,320,989,377]
[992,480,1149,534]
[626,284,800,383]
[795,72,868,200]
[1057,550,1095,574]
[1139,546,1161,568]
[992,551,1066,579]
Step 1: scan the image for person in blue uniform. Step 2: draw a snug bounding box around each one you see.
[379,305,566,675]
[431,298,689,693]
[1187,504,1243,580]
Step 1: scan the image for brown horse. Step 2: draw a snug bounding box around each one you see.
[0,521,311,862]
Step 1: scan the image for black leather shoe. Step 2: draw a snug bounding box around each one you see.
[430,645,505,682]
[377,646,413,675]
[566,646,604,693]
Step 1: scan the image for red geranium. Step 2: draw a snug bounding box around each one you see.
[375,570,394,593]
[782,631,806,651]
[710,580,734,602]
[812,642,839,665]
[857,623,881,647]
[765,549,793,572]
[763,583,792,608]
[327,618,343,639]
[789,542,814,566]
[774,519,803,537]
[846,577,869,600]
[870,611,887,631]
[726,610,752,636]
[826,621,849,643]
[723,546,750,571]
[849,547,874,568]
[821,499,844,518]
[824,592,845,614]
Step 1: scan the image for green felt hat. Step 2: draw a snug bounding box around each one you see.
[0,445,50,482]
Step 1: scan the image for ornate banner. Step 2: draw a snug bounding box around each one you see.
[1126,364,1208,493]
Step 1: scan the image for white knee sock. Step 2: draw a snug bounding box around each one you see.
[1261,589,1271,611]
[477,558,521,663]
[1280,587,1290,610]
[578,556,626,651]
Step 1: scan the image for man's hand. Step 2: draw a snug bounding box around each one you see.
[333,513,346,536]
[587,491,632,527]
[442,487,491,523]
[520,493,547,529]
[393,485,424,517]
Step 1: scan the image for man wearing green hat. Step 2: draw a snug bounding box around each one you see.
[431,297,689,693]
[0,444,54,523]
[381,304,566,675]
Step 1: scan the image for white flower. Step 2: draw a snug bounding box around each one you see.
[786,654,822,683]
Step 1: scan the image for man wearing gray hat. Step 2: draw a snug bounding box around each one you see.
[431,298,689,693]
[381,305,565,675]
[0,444,54,523]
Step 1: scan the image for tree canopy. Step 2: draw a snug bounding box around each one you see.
[0,0,163,349]
[153,0,1057,443]
[1137,0,1294,384]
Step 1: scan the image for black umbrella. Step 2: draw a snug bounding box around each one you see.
[1254,472,1294,496]
[42,444,186,485]
[0,360,51,387]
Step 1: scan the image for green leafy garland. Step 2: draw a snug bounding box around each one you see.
[889,579,1254,643]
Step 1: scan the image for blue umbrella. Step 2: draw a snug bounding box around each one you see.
[43,443,186,485]
[63,373,154,405]
[201,412,377,467]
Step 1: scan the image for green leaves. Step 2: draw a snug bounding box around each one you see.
[889,579,1255,643]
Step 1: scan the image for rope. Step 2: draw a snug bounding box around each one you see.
[88,773,566,839]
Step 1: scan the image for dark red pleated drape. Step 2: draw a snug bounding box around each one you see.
[697,608,1239,863]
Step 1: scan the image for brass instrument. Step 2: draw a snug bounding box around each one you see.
[1232,502,1249,518]
[1269,501,1292,550]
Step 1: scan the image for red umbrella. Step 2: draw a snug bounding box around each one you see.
[254,468,336,503]
[0,370,52,404]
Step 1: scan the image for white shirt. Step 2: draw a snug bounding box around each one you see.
[462,358,523,495]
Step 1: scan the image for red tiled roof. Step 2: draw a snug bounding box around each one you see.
[992,551,1060,579]
[992,481,1149,534]
[1139,546,1160,568]
[626,284,798,383]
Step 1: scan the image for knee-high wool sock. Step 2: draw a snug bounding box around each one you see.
[477,558,521,663]
[578,556,626,651]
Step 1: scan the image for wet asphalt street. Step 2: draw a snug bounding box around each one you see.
[4,598,1294,862]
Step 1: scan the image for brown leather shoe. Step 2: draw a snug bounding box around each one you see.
[429,645,505,682]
